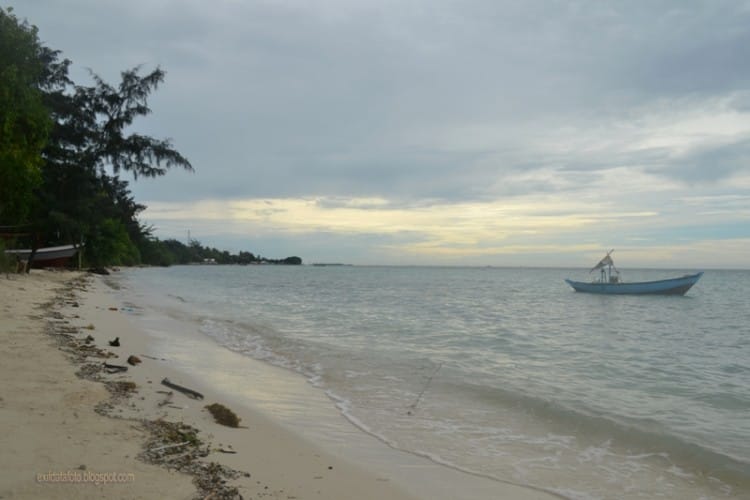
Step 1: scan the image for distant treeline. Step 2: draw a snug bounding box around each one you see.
[143,239,302,267]
[1,8,299,270]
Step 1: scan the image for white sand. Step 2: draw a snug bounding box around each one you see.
[0,270,194,499]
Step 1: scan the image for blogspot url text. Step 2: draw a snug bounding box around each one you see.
[36,470,135,485]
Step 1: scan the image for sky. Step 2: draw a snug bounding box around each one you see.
[9,0,750,268]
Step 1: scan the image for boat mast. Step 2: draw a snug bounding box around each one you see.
[591,249,615,283]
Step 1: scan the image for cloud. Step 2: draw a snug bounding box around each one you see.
[9,0,750,266]
[141,194,656,253]
[655,138,750,184]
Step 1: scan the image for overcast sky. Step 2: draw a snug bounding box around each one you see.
[10,0,750,267]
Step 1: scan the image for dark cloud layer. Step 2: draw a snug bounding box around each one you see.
[8,0,750,265]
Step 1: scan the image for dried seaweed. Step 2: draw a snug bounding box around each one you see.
[205,403,241,428]
[139,420,242,499]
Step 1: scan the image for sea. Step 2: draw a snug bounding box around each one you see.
[113,265,750,499]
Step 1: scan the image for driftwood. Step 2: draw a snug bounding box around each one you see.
[149,441,191,453]
[161,378,204,400]
[163,451,193,463]
[103,362,128,373]
[157,392,174,407]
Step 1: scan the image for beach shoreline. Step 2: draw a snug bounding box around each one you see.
[1,269,560,500]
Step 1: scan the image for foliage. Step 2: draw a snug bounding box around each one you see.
[138,237,176,267]
[34,60,193,265]
[0,7,49,222]
[133,238,301,266]
[84,218,140,266]
[1,8,299,268]
[2,8,193,266]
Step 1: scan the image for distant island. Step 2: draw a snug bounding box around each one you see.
[147,239,302,267]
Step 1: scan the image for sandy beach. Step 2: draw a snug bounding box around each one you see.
[0,269,561,500]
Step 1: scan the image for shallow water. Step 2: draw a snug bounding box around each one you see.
[120,265,750,499]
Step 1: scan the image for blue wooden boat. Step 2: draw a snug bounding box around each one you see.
[565,250,703,296]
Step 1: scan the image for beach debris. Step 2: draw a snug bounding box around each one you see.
[76,344,115,357]
[157,392,174,407]
[108,307,118,311]
[139,420,242,499]
[205,403,241,428]
[44,274,243,499]
[149,441,192,454]
[407,362,443,415]
[156,391,183,409]
[88,267,110,275]
[76,363,103,380]
[100,381,138,408]
[216,447,237,454]
[193,462,242,500]
[108,337,120,346]
[161,378,204,400]
[84,323,95,330]
[49,321,115,361]
[103,362,128,373]
[127,355,142,366]
[93,378,138,416]
[107,380,137,394]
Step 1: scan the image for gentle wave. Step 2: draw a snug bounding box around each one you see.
[121,266,750,499]
[195,312,748,498]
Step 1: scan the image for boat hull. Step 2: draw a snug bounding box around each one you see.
[4,244,79,268]
[565,272,703,296]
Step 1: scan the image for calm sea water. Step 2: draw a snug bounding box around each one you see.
[119,265,750,499]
